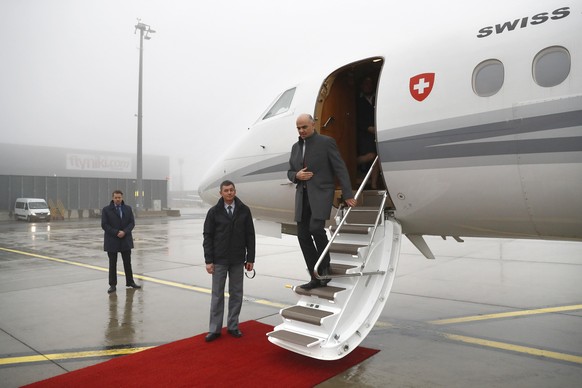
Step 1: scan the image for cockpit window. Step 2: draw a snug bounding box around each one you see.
[262,88,296,120]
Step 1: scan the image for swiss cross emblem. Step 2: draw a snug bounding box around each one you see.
[409,73,435,102]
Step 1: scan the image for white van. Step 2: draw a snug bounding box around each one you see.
[14,198,51,222]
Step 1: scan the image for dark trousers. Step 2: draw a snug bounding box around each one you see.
[297,190,330,280]
[209,263,244,333]
[107,251,135,286]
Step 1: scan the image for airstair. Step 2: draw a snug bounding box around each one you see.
[267,158,402,360]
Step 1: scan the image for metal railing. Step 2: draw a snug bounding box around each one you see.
[314,156,387,280]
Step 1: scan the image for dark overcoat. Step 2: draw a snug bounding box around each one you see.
[102,200,135,252]
[203,196,256,265]
[356,95,376,156]
[287,132,353,222]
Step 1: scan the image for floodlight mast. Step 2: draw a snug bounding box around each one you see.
[134,20,155,211]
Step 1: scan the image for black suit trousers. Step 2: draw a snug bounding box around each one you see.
[108,251,135,286]
[297,190,331,279]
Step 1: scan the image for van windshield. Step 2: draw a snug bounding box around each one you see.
[29,202,48,209]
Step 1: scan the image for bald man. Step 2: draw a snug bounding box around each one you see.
[287,113,356,289]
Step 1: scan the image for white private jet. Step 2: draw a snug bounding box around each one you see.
[199,2,582,360]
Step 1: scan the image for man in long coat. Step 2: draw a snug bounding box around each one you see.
[102,190,141,294]
[287,113,356,289]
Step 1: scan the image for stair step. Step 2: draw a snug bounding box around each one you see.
[294,285,346,301]
[330,263,359,274]
[345,207,379,224]
[329,225,370,234]
[359,190,387,207]
[281,305,334,325]
[330,242,365,255]
[267,329,321,347]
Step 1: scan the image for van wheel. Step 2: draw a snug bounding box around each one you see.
[26,216,31,222]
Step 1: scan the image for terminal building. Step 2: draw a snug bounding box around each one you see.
[0,143,169,219]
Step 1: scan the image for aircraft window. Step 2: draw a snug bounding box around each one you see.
[262,88,296,120]
[472,59,504,97]
[533,46,570,88]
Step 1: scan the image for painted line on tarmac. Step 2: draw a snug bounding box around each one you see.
[431,304,582,365]
[0,246,286,307]
[429,304,582,325]
[0,247,110,273]
[0,347,153,366]
[445,334,582,365]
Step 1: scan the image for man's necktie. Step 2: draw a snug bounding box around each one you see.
[117,206,122,218]
[227,205,233,218]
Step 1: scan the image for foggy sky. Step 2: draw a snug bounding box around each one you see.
[0,0,464,190]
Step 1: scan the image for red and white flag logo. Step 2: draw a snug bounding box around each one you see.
[409,73,435,102]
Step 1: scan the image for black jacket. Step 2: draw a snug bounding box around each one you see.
[102,200,135,252]
[203,196,255,265]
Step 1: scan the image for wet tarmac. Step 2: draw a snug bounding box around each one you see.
[1,209,581,387]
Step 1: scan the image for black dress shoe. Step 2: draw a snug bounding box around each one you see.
[300,279,321,290]
[227,329,243,338]
[205,332,221,342]
[107,286,116,294]
[126,283,141,289]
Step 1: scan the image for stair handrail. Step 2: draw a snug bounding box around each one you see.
[314,156,384,280]
[356,157,379,202]
[361,191,388,268]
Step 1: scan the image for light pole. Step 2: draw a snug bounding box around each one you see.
[134,20,155,211]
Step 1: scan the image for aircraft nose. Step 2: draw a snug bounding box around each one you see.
[198,162,222,206]
[198,177,214,206]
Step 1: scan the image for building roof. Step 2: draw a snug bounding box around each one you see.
[0,143,169,180]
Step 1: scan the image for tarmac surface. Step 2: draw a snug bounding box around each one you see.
[1,208,581,387]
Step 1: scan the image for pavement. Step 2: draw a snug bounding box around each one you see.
[1,208,581,387]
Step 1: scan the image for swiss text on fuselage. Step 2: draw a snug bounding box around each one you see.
[476,6,570,38]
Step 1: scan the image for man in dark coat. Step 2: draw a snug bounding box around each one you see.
[102,190,141,294]
[356,75,379,189]
[288,113,356,289]
[203,180,255,342]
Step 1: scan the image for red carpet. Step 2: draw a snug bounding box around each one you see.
[25,320,379,388]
